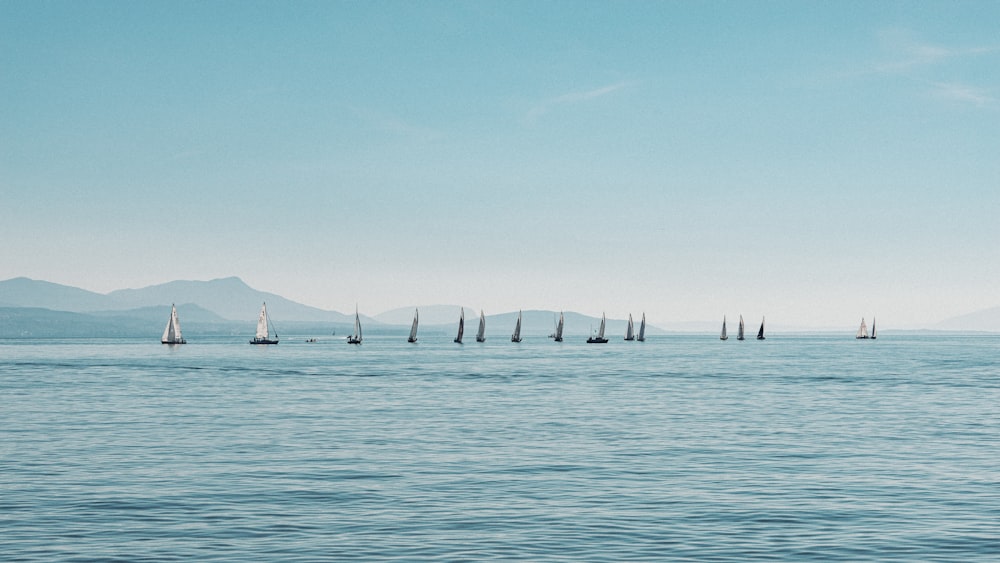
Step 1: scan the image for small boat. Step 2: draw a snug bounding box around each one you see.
[511,310,523,343]
[347,306,362,344]
[305,338,317,343]
[737,315,745,341]
[250,302,279,345]
[476,310,486,342]
[161,304,186,344]
[407,308,419,343]
[756,317,765,340]
[720,316,728,341]
[454,307,464,344]
[554,311,564,342]
[624,314,635,341]
[856,317,870,339]
[637,313,646,342]
[587,313,609,343]
[871,317,877,340]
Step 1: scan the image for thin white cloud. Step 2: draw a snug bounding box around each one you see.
[351,106,443,142]
[525,81,633,124]
[931,82,995,106]
[873,28,1000,74]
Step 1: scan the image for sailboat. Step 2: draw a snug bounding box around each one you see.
[587,313,609,343]
[454,307,464,344]
[871,317,877,340]
[250,302,279,345]
[624,314,635,341]
[407,308,419,343]
[347,306,362,344]
[756,316,765,340]
[161,304,186,344]
[637,313,646,342]
[856,317,869,339]
[511,310,523,343]
[476,310,486,342]
[720,316,728,341]
[737,315,745,341]
[554,311,564,342]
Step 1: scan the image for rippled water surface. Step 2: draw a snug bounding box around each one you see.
[2,334,998,561]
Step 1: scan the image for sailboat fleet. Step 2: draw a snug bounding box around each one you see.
[159,303,880,344]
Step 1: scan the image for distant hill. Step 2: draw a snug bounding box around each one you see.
[935,306,1000,332]
[0,276,353,323]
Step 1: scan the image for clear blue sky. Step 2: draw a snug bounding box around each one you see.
[3,1,998,328]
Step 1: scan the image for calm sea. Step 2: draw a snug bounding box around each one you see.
[1,334,998,561]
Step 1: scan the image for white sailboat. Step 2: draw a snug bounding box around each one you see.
[347,306,362,344]
[250,302,278,345]
[554,311,564,342]
[637,313,646,342]
[587,313,608,343]
[624,314,635,341]
[476,310,486,342]
[720,316,728,341]
[161,304,186,344]
[407,308,419,343]
[737,315,745,341]
[856,317,870,339]
[511,310,523,343]
[454,307,464,344]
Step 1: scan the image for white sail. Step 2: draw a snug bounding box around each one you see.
[625,314,635,340]
[738,315,745,340]
[256,302,269,340]
[162,304,184,343]
[637,313,645,342]
[455,307,464,343]
[720,316,728,340]
[555,312,564,341]
[597,313,606,339]
[856,318,869,339]
[408,308,419,342]
[477,310,486,342]
[349,306,362,343]
[511,310,522,342]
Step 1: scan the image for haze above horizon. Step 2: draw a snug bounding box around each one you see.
[3,1,998,329]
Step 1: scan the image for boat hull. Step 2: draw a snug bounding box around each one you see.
[407,337,417,343]
[347,337,361,344]
[161,340,186,345]
[587,337,608,343]
[250,338,278,345]
[476,337,485,342]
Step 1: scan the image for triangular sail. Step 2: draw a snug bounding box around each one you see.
[511,310,522,342]
[738,315,745,340]
[408,308,419,342]
[476,310,486,342]
[625,314,635,341]
[256,303,270,340]
[348,306,362,344]
[720,316,728,340]
[756,317,765,340]
[856,318,868,339]
[555,312,564,341]
[162,304,184,343]
[597,313,606,339]
[871,317,877,339]
[455,308,464,343]
[637,313,645,342]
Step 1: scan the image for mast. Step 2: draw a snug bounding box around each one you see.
[625,314,635,341]
[555,311,564,342]
[637,313,645,342]
[408,308,419,342]
[455,307,464,343]
[511,310,522,342]
[476,310,486,342]
[737,315,745,340]
[720,316,728,340]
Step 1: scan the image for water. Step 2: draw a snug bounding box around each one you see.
[2,334,998,561]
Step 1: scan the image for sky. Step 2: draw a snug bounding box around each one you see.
[2,1,999,329]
